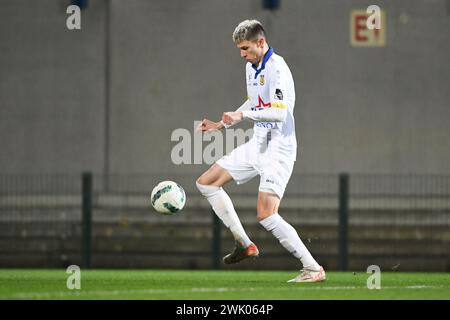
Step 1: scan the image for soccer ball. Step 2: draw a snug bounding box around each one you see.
[150,181,186,215]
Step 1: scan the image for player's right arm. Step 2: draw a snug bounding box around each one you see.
[196,118,224,132]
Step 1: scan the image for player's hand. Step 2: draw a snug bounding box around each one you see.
[196,118,223,132]
[222,112,243,125]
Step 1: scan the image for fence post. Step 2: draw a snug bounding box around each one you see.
[82,172,93,269]
[338,173,349,271]
[212,210,222,270]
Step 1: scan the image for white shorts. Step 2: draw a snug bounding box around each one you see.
[216,141,294,199]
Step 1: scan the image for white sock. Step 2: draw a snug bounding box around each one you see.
[260,213,321,271]
[196,182,253,248]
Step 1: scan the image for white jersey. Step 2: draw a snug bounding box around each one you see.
[241,48,297,161]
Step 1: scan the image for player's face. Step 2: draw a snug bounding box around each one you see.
[237,39,265,65]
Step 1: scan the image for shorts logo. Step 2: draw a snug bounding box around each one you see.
[265,179,274,184]
[259,75,265,86]
[275,89,283,100]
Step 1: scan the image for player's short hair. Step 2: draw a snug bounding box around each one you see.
[232,19,267,44]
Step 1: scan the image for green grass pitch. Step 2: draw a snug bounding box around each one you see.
[0,269,449,300]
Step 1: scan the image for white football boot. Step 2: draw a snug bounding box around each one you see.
[287,266,326,283]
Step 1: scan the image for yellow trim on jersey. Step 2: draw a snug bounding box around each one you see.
[270,102,288,109]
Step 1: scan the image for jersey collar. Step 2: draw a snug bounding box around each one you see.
[252,47,274,79]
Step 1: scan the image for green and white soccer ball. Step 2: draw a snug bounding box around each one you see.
[150,181,186,215]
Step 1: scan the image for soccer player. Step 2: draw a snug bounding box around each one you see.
[195,20,325,283]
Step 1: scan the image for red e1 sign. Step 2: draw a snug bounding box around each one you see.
[351,8,386,47]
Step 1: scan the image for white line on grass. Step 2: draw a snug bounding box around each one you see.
[10,285,444,299]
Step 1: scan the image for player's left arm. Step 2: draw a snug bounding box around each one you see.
[223,67,288,124]
[220,99,252,128]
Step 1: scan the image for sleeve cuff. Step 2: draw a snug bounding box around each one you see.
[220,120,231,129]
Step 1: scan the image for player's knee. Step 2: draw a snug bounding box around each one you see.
[195,176,207,186]
[196,181,220,197]
[196,172,218,187]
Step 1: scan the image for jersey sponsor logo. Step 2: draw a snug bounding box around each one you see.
[275,89,283,100]
[259,75,265,86]
[256,122,275,129]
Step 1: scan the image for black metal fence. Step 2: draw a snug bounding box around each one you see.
[0,174,81,267]
[0,173,449,271]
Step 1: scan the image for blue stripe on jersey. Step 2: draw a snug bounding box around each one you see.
[252,47,274,79]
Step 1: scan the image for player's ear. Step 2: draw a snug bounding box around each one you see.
[258,37,265,48]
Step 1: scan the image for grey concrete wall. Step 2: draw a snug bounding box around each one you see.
[0,0,106,173]
[1,0,449,176]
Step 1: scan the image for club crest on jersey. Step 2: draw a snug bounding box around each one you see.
[259,75,265,86]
